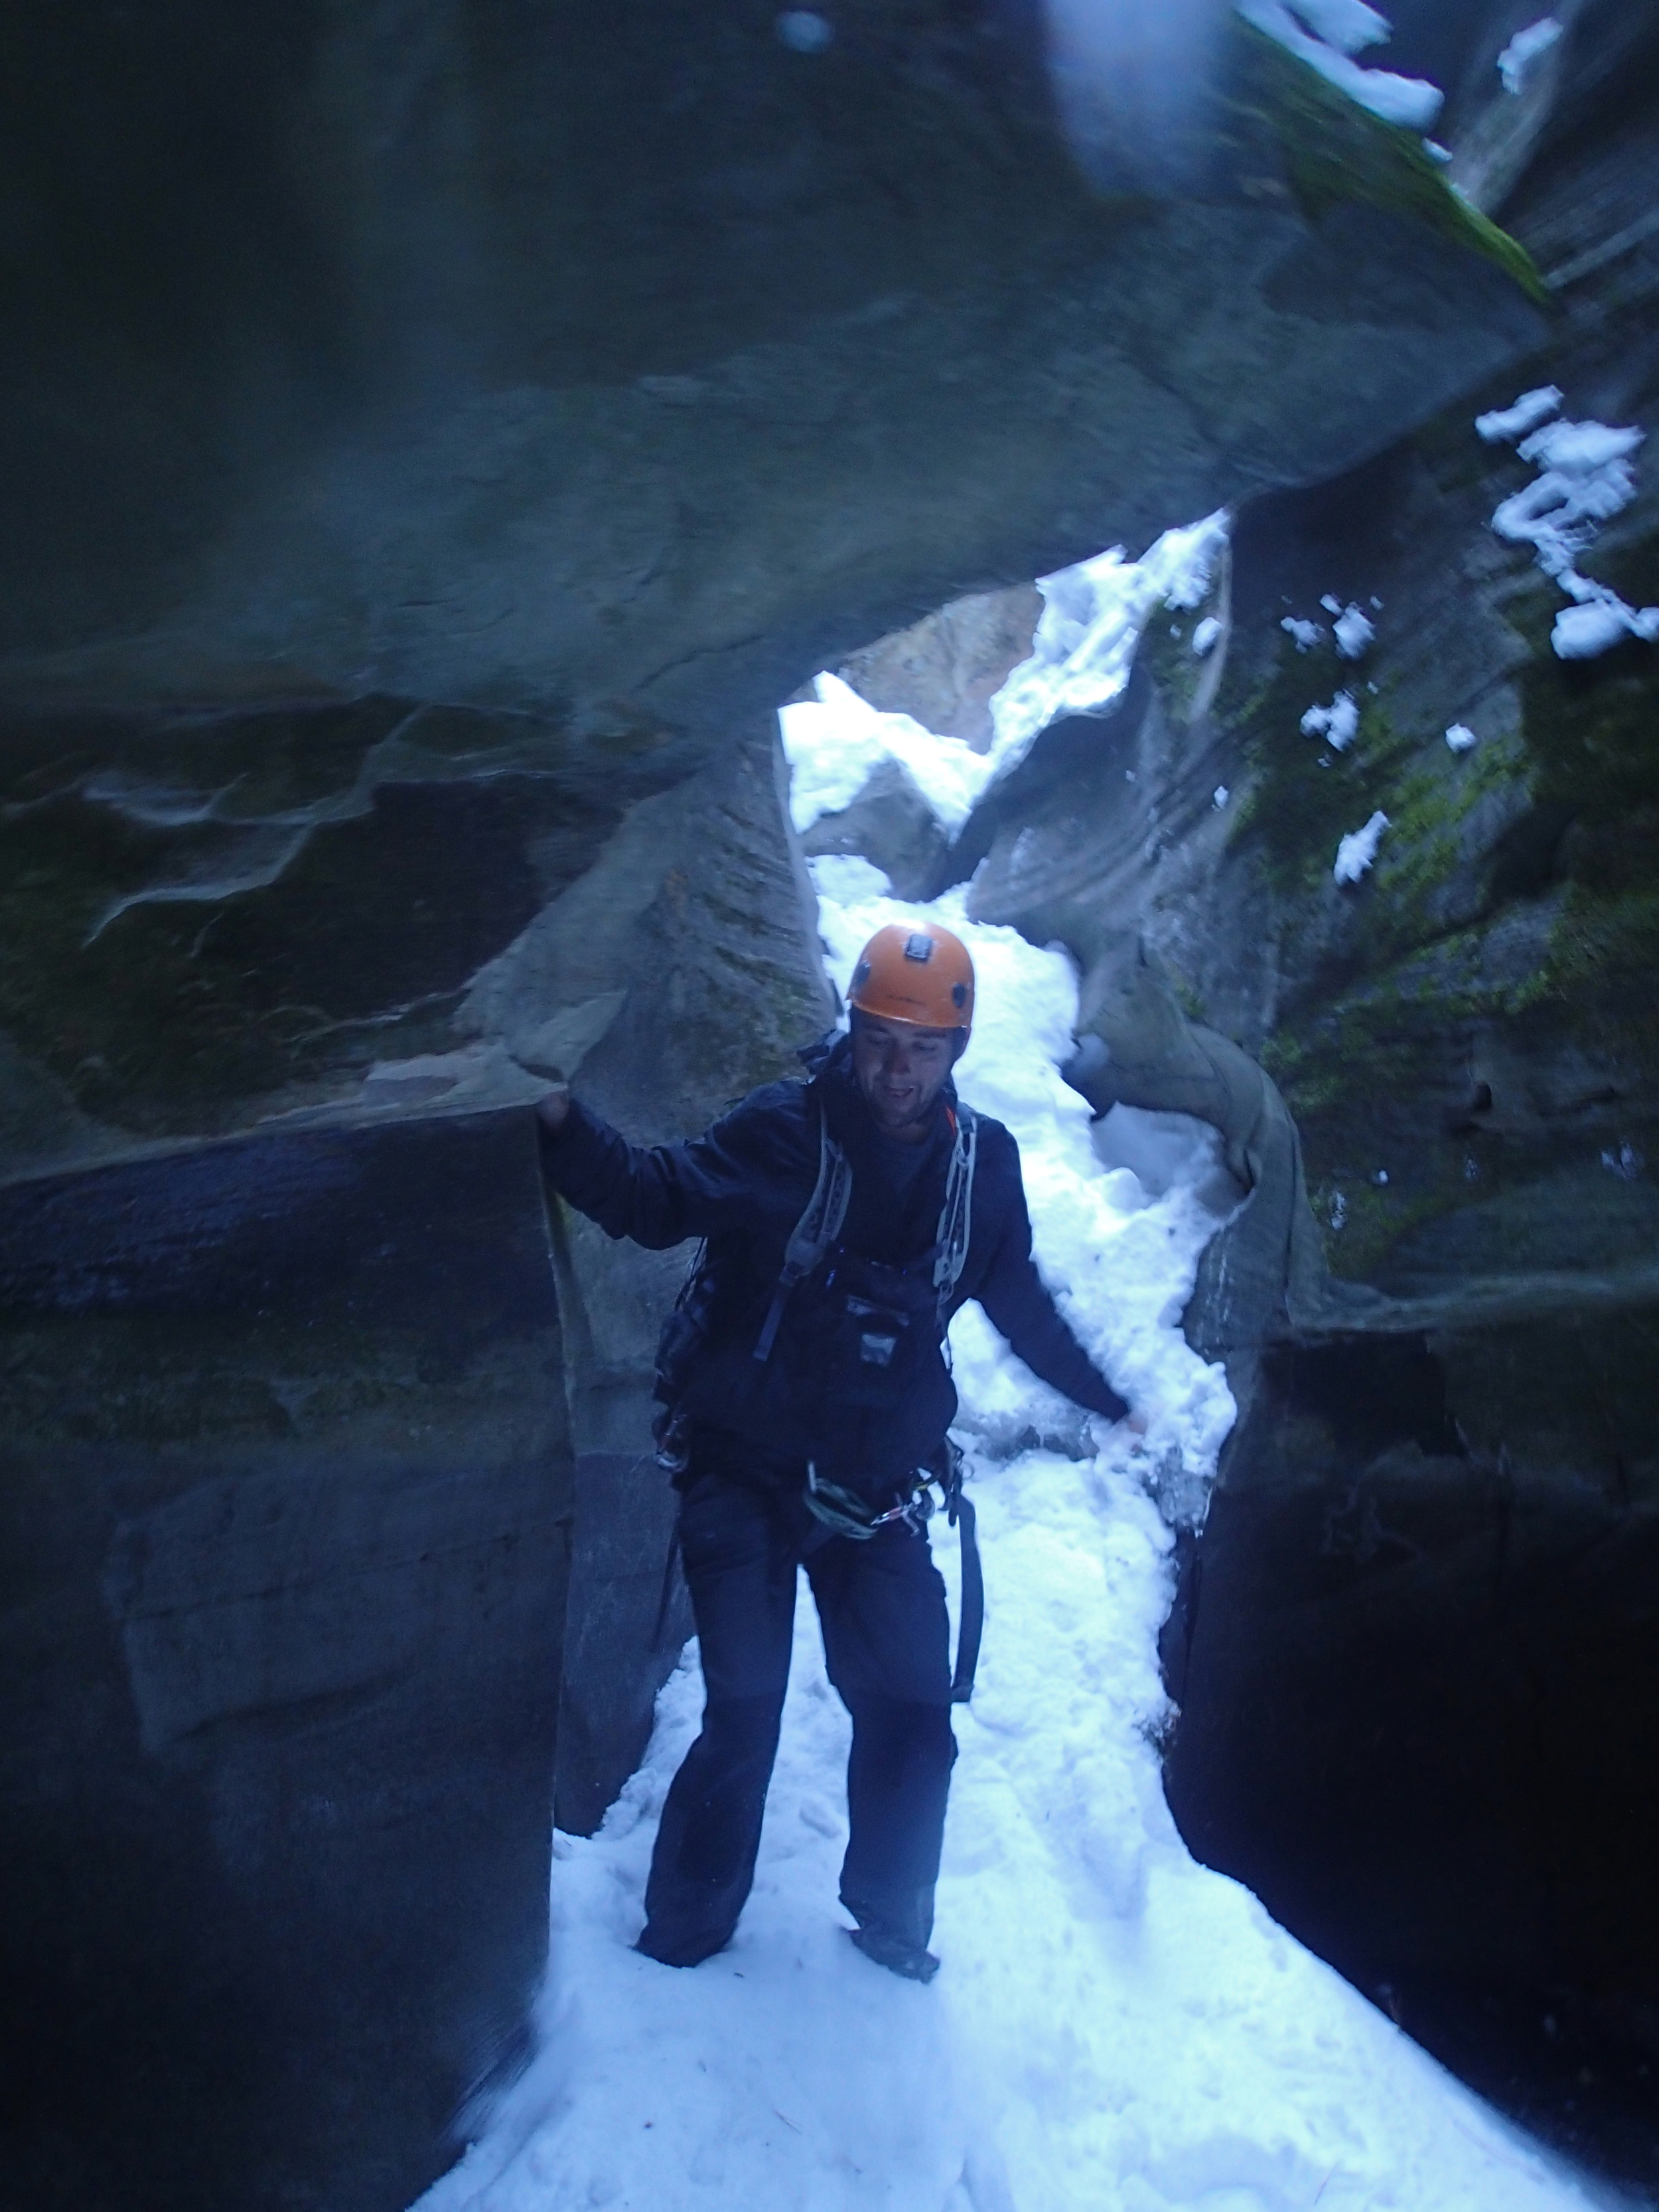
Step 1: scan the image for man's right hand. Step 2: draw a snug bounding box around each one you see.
[512,1056,571,1134]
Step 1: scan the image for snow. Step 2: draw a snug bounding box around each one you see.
[1477,385,1562,442]
[1301,690,1360,749]
[987,512,1229,763]
[1482,396,1659,660]
[1498,16,1563,95]
[779,514,1229,840]
[412,843,1610,2212]
[1281,615,1323,650]
[779,674,988,838]
[1235,0,1444,129]
[1332,603,1374,658]
[1191,615,1221,656]
[1553,600,1659,659]
[1334,810,1390,883]
[1213,783,1230,808]
[1445,722,1479,753]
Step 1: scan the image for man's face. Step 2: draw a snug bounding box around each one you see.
[851,1013,958,1138]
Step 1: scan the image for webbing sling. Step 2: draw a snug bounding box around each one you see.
[950,1489,983,1704]
[751,1094,852,1362]
[753,1094,977,1364]
[932,1104,977,1312]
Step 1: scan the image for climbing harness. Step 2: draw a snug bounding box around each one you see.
[803,1436,983,1701]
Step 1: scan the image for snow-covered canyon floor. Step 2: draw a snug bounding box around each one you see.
[416,863,1615,2212]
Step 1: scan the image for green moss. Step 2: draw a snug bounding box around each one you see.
[1226,633,1409,893]
[1306,1167,1469,1280]
[1232,21,1548,305]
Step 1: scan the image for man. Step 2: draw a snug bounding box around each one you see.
[530,920,1135,1982]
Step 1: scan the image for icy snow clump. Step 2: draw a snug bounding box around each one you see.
[1281,615,1323,650]
[1483,397,1659,658]
[1333,603,1375,658]
[1477,385,1562,443]
[1301,690,1360,749]
[1335,810,1390,883]
[1445,723,1479,753]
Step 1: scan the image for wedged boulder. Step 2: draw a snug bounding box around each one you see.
[834,585,1042,753]
[800,758,953,901]
[2,7,1551,725]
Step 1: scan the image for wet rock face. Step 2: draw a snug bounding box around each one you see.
[1163,1312,1659,2193]
[0,1111,569,2212]
[0,714,829,2207]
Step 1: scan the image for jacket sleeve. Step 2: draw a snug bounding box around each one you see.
[972,1131,1131,1423]
[537,1089,808,1250]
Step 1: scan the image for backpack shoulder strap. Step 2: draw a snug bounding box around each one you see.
[932,1100,977,1311]
[753,1086,851,1362]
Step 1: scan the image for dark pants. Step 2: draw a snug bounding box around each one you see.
[641,1454,956,1964]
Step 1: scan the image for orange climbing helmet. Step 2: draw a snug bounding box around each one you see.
[847,922,975,1033]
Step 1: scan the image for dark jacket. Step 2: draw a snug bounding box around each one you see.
[538,1035,1128,1481]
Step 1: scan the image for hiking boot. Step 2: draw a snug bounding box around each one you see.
[847,1923,940,1983]
[634,1924,730,1969]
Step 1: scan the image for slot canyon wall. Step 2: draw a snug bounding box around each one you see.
[1,0,1656,2205]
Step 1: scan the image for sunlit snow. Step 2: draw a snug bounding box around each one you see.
[414,840,1606,2212]
[780,514,1228,838]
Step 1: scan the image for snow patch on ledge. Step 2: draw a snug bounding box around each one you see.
[1477,385,1561,443]
[1236,0,1443,129]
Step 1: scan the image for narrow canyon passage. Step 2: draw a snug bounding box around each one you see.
[415,864,1610,2212]
[5,1,1658,2205]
